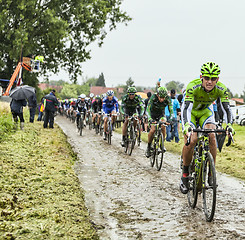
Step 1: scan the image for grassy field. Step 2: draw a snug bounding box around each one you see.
[116,123,245,180]
[0,105,99,239]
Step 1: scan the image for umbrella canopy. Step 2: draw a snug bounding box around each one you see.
[136,92,147,99]
[10,85,35,100]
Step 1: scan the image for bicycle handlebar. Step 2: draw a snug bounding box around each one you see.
[185,128,233,146]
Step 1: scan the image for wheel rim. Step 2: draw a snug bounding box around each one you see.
[155,133,164,171]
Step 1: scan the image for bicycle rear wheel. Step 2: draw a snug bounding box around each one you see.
[100,119,104,136]
[202,152,216,222]
[155,132,165,171]
[187,157,198,208]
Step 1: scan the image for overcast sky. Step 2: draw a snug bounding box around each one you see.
[49,0,245,95]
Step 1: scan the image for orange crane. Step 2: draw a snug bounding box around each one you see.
[3,58,34,96]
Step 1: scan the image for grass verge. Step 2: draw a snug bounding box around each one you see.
[115,124,245,180]
[0,120,99,239]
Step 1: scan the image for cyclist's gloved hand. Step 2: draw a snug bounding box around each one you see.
[160,117,167,123]
[148,117,153,124]
[226,123,235,135]
[184,122,192,135]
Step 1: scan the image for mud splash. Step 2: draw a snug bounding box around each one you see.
[56,116,245,239]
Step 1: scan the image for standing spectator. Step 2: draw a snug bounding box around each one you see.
[165,89,181,143]
[43,89,59,128]
[10,98,27,130]
[28,90,37,123]
[37,97,44,121]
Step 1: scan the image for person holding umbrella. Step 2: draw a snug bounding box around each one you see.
[9,85,36,130]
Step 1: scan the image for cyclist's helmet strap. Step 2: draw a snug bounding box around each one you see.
[201,62,220,76]
[157,86,168,98]
[127,86,137,94]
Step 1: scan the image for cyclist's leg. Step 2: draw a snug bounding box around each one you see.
[76,111,81,127]
[145,121,156,158]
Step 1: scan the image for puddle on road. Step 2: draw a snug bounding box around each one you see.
[56,116,245,239]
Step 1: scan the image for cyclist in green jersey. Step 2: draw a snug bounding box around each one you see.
[120,87,144,147]
[145,86,173,158]
[180,62,235,194]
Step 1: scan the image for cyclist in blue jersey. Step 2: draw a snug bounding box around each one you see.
[102,90,119,140]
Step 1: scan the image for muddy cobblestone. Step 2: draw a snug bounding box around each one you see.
[56,116,245,240]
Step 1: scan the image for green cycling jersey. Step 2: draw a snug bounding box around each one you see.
[120,94,144,116]
[183,78,232,126]
[146,93,173,120]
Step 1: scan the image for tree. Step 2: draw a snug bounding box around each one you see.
[123,77,135,93]
[60,84,89,99]
[96,73,106,87]
[165,81,184,93]
[0,1,131,83]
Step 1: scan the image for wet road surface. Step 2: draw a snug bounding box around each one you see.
[56,116,245,240]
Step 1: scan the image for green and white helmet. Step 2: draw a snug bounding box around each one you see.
[157,86,168,98]
[201,62,220,77]
[127,86,137,94]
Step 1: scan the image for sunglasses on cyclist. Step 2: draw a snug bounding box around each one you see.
[203,76,218,81]
[129,93,135,95]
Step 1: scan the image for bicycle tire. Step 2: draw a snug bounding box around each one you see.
[202,152,216,222]
[79,117,83,136]
[89,114,92,130]
[128,125,135,156]
[155,132,164,171]
[100,119,104,136]
[107,121,112,145]
[187,157,198,208]
[149,138,156,167]
[137,122,141,146]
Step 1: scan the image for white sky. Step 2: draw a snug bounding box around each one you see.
[48,0,245,95]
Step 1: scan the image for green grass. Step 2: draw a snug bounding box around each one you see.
[116,124,245,180]
[0,116,99,239]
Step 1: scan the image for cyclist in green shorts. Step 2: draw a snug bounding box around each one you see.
[120,87,144,147]
[180,62,235,194]
[145,86,173,158]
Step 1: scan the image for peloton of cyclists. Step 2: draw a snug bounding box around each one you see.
[145,86,173,158]
[102,90,119,140]
[120,86,144,147]
[180,62,235,194]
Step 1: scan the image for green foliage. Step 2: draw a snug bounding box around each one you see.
[165,81,184,93]
[84,77,98,87]
[96,73,106,87]
[60,84,89,99]
[123,77,134,93]
[0,0,131,82]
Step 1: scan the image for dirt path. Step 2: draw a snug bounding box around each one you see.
[56,116,245,240]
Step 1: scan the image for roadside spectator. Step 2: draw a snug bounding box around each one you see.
[165,89,181,143]
[10,98,27,130]
[43,89,59,128]
[28,90,37,123]
[37,97,44,121]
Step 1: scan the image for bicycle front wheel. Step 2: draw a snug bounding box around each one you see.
[155,132,165,171]
[127,125,135,156]
[187,157,198,208]
[79,117,84,136]
[150,139,156,167]
[202,152,216,222]
[136,122,141,146]
[107,122,112,145]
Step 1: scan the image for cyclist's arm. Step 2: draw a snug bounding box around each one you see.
[146,99,152,120]
[219,88,233,124]
[182,101,193,125]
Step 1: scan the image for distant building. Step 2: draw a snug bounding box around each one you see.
[38,83,63,92]
[231,98,244,106]
[90,86,124,98]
